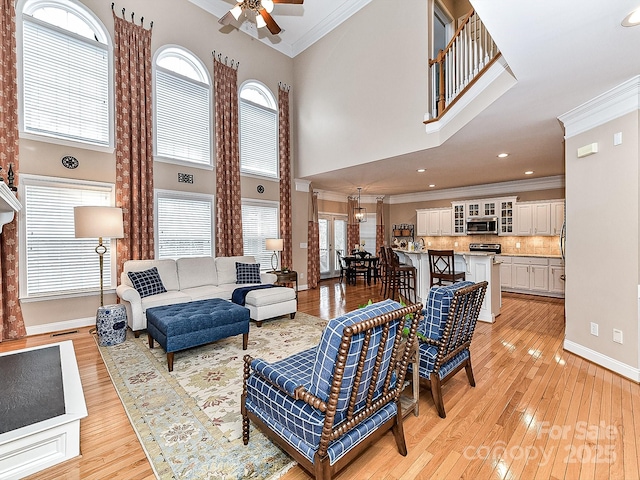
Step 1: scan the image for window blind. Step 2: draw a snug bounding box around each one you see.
[241,202,279,270]
[157,194,213,258]
[359,213,377,251]
[155,68,211,165]
[22,17,110,146]
[239,99,278,178]
[23,182,113,297]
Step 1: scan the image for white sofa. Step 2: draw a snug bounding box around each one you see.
[116,255,297,335]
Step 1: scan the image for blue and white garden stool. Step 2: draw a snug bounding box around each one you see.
[96,304,127,346]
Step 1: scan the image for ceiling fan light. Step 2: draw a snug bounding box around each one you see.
[230,4,243,20]
[256,12,267,28]
[262,0,274,13]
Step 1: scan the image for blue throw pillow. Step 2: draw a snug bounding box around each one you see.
[236,262,262,284]
[127,267,167,298]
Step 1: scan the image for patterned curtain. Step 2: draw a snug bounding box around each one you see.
[376,197,385,255]
[278,84,292,268]
[307,190,320,289]
[214,55,243,256]
[0,0,26,341]
[113,10,154,278]
[347,196,360,254]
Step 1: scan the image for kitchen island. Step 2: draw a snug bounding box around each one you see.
[393,249,501,323]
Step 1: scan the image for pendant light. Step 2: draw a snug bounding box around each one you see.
[354,187,367,223]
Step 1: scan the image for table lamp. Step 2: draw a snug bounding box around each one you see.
[74,206,124,306]
[266,238,284,271]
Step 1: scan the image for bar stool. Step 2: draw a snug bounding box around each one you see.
[386,247,417,305]
[428,249,465,286]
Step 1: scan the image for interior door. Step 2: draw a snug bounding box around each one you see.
[319,214,347,279]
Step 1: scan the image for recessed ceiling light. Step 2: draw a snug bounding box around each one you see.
[417,168,426,173]
[497,153,509,158]
[622,7,640,26]
[429,184,436,188]
[524,171,534,175]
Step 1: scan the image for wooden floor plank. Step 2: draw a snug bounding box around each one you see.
[1,279,637,480]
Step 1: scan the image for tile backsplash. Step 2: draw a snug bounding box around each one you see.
[416,235,561,256]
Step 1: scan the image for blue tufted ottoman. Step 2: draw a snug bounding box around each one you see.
[146,298,250,372]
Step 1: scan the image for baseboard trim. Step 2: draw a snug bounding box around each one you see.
[26,317,96,337]
[563,339,640,382]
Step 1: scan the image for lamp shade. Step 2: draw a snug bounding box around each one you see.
[266,238,284,251]
[74,206,124,239]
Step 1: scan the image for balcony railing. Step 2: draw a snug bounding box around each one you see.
[426,9,501,123]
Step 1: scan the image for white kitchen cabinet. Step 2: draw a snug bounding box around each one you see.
[418,208,452,236]
[467,200,496,217]
[497,255,513,288]
[515,202,551,236]
[501,256,562,297]
[549,258,566,294]
[551,201,565,236]
[416,210,428,236]
[499,199,515,235]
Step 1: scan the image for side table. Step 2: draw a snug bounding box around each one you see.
[268,270,298,299]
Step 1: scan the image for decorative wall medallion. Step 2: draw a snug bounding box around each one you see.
[178,173,194,184]
[257,185,265,194]
[61,155,79,169]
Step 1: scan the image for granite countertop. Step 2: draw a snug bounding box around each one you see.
[393,248,495,256]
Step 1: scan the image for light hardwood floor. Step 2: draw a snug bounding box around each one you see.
[2,280,638,480]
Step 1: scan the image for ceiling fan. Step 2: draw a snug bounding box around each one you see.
[219,0,303,35]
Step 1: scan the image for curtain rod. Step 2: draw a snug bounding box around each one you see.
[279,81,291,92]
[212,50,239,69]
[111,3,153,28]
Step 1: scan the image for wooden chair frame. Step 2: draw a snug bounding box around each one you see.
[428,249,466,286]
[242,303,423,480]
[419,281,487,418]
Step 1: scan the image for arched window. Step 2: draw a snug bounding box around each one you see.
[239,81,278,178]
[20,0,112,147]
[154,46,211,166]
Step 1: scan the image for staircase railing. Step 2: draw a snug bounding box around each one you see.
[426,9,501,123]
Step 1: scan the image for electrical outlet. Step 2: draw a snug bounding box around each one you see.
[454,241,459,247]
[516,242,521,249]
[590,322,599,336]
[427,241,432,246]
[613,329,623,344]
[299,272,304,279]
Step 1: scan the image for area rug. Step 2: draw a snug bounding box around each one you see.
[97,312,327,479]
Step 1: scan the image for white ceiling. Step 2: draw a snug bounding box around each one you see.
[190,0,640,197]
[188,0,372,57]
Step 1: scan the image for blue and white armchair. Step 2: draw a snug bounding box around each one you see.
[241,299,422,480]
[416,281,487,418]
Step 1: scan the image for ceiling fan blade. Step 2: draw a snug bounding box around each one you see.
[272,0,304,4]
[260,9,281,34]
[219,10,234,25]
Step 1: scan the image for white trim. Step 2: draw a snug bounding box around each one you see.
[563,339,640,382]
[316,189,378,204]
[290,0,372,57]
[425,56,516,135]
[558,75,640,138]
[186,0,371,58]
[25,316,96,336]
[388,175,565,204]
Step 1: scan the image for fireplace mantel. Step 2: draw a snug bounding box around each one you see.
[0,182,21,233]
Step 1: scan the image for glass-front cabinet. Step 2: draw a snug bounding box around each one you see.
[452,202,465,235]
[500,199,515,235]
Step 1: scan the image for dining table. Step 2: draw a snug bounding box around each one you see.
[343,254,380,285]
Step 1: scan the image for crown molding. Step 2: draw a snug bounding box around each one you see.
[559,75,640,138]
[316,189,378,204]
[387,175,565,205]
[291,0,372,57]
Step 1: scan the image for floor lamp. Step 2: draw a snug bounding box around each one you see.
[74,206,124,307]
[266,238,284,271]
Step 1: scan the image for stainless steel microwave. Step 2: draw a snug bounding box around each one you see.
[466,216,498,235]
